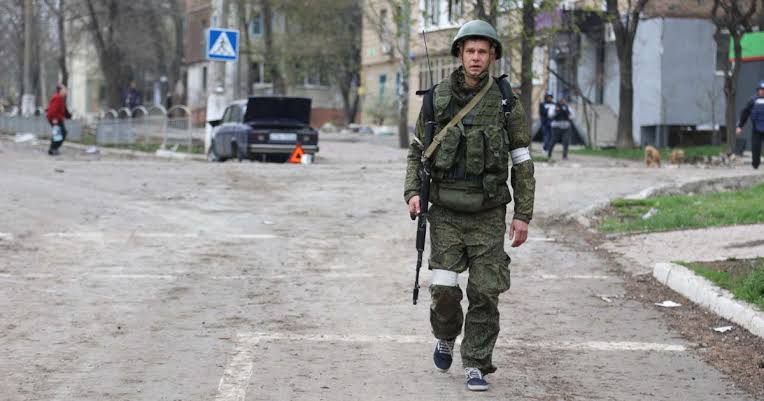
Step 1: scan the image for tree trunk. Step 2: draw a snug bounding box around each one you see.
[725,33,744,154]
[263,0,286,95]
[615,42,635,148]
[520,0,535,143]
[396,0,410,149]
[169,0,184,99]
[57,0,68,86]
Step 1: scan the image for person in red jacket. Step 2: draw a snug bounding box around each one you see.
[46,84,71,156]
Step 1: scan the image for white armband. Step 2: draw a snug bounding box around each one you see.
[431,269,459,287]
[510,147,531,164]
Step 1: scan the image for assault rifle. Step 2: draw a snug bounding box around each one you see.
[411,30,436,305]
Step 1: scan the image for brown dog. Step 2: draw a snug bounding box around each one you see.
[644,145,661,167]
[668,149,685,165]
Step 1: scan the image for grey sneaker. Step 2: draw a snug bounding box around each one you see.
[465,367,489,391]
[433,338,456,372]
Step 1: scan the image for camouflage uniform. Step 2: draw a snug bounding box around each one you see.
[404,66,536,375]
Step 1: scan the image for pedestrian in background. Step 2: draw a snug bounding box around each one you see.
[736,80,764,169]
[547,97,575,160]
[539,93,554,151]
[46,84,71,156]
[124,81,142,110]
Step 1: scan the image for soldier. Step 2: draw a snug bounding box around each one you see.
[404,20,536,391]
[736,80,764,169]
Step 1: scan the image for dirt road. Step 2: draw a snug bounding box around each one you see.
[0,134,759,400]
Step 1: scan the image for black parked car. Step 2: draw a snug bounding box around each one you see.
[206,97,319,162]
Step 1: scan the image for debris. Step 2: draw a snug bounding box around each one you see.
[641,207,658,220]
[598,295,614,303]
[655,300,682,308]
[54,168,64,173]
[14,133,37,143]
[713,326,734,333]
[262,220,275,225]
[85,146,100,154]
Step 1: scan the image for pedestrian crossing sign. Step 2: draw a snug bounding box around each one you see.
[207,28,239,62]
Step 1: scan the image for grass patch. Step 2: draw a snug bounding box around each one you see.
[599,183,764,233]
[571,145,726,161]
[679,259,764,311]
[532,154,550,163]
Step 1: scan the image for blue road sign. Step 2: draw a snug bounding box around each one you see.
[207,28,239,62]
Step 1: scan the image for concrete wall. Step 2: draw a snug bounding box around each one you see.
[659,19,723,127]
[633,18,663,133]
[582,18,727,145]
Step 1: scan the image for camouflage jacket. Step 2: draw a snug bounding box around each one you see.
[404,69,536,223]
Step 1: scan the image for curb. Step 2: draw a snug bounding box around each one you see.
[653,262,764,338]
[62,142,206,161]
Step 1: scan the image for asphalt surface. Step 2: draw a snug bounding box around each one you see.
[0,133,760,400]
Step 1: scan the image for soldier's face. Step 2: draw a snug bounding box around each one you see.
[460,39,493,78]
[758,88,764,97]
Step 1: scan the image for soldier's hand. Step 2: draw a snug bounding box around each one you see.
[508,219,529,248]
[736,127,742,136]
[408,196,421,219]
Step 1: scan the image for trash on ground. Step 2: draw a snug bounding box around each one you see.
[85,146,100,154]
[262,220,275,225]
[14,133,37,143]
[713,326,734,333]
[598,295,614,303]
[54,168,64,173]
[655,300,682,308]
[641,207,658,220]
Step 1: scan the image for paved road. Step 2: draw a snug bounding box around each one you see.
[0,135,758,400]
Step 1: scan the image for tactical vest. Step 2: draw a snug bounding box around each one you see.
[428,78,513,213]
[752,97,764,132]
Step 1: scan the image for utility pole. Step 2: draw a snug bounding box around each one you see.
[205,0,230,144]
[22,0,35,116]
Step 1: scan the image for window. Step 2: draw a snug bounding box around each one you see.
[423,0,440,27]
[250,12,263,36]
[715,32,730,73]
[222,107,232,123]
[447,0,462,22]
[230,105,243,122]
[380,9,389,37]
[251,62,262,84]
[379,74,387,98]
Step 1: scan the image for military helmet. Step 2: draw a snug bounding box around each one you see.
[758,80,764,89]
[451,20,502,59]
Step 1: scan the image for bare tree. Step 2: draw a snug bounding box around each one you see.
[43,0,68,86]
[474,0,499,26]
[711,0,758,153]
[365,0,412,148]
[606,0,649,149]
[520,0,536,142]
[261,0,287,95]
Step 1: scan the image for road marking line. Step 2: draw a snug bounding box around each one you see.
[238,332,686,352]
[214,335,259,401]
[212,331,685,400]
[536,274,614,280]
[40,232,279,240]
[527,237,556,242]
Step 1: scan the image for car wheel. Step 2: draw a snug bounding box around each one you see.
[207,140,224,162]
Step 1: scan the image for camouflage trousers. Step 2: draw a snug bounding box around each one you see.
[427,205,511,375]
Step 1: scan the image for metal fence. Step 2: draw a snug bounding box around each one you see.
[1,105,203,151]
[94,105,202,149]
[0,113,84,142]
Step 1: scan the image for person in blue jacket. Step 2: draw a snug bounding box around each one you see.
[736,80,764,169]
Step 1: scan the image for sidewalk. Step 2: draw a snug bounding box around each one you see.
[605,224,764,275]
